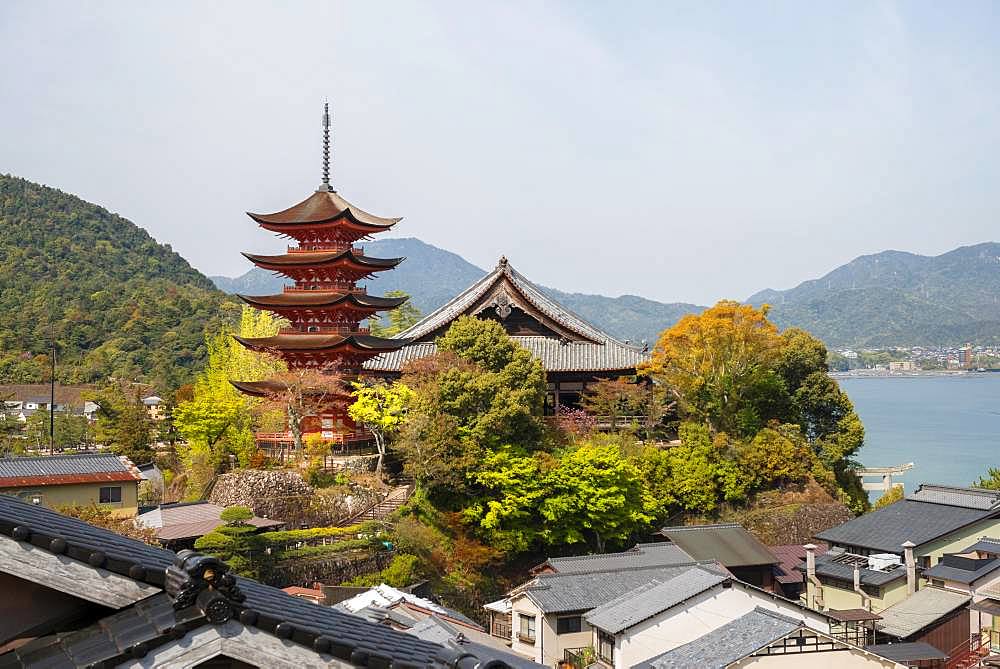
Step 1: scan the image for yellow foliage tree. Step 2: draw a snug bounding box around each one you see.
[641,301,783,434]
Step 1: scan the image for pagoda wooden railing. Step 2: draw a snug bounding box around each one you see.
[287,245,364,254]
[282,285,367,295]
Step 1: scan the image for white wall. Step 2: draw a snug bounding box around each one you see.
[605,583,830,669]
[733,649,900,668]
[509,595,593,666]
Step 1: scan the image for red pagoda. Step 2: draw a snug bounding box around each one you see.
[232,104,409,448]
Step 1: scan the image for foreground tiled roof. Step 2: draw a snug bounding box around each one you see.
[584,566,728,634]
[660,524,779,567]
[816,495,1000,553]
[638,607,803,669]
[518,562,725,614]
[876,587,970,639]
[538,542,693,575]
[363,259,649,374]
[0,453,141,488]
[0,494,516,668]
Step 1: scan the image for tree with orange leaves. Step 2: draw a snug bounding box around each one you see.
[640,300,786,436]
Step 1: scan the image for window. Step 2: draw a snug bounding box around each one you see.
[518,615,536,643]
[557,616,582,635]
[99,486,122,504]
[598,630,614,663]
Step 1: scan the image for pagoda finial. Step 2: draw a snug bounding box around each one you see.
[319,101,333,192]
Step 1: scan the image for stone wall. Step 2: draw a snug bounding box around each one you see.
[267,550,394,588]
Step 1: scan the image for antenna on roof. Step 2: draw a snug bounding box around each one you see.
[319,100,333,192]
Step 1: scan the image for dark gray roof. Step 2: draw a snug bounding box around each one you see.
[660,524,778,567]
[815,496,1000,553]
[519,563,725,614]
[406,616,542,669]
[922,554,1000,584]
[638,607,804,669]
[0,452,130,477]
[876,587,970,639]
[909,484,1000,510]
[865,642,948,662]
[805,548,908,587]
[363,260,649,374]
[542,542,694,575]
[0,494,511,669]
[585,567,727,634]
[960,536,1000,555]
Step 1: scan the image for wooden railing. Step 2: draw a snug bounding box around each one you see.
[946,630,998,668]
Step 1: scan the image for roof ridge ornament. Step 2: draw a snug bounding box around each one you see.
[165,549,245,624]
[318,101,333,193]
[497,255,508,269]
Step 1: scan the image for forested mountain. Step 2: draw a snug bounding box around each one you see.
[749,244,1000,346]
[0,175,234,389]
[212,238,704,345]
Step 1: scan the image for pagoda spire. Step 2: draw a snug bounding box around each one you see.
[319,101,332,192]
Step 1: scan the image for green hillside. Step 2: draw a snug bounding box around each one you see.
[0,175,234,389]
[749,244,1000,346]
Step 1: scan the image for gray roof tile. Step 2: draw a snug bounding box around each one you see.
[520,562,726,614]
[805,548,908,587]
[908,485,1000,510]
[638,607,804,669]
[543,542,694,574]
[876,587,970,639]
[922,554,1000,584]
[660,524,778,567]
[585,566,728,634]
[0,453,129,478]
[815,497,999,553]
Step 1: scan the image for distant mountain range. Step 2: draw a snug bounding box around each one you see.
[749,244,1000,346]
[211,238,703,346]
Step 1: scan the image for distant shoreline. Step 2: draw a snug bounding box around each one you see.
[830,370,996,379]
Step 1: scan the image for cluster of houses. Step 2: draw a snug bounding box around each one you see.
[0,384,165,425]
[4,447,1000,667]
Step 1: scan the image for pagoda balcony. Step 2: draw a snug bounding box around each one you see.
[279,326,371,335]
[286,244,364,254]
[282,285,367,295]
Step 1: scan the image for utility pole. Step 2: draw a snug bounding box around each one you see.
[49,345,55,455]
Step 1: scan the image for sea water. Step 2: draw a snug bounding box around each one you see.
[839,374,1000,494]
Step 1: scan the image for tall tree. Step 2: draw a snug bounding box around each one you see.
[368,291,421,337]
[349,380,414,477]
[89,381,155,464]
[258,366,347,458]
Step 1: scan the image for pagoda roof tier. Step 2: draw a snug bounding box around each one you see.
[241,249,403,272]
[237,291,408,311]
[233,333,410,353]
[248,190,400,229]
[229,379,352,399]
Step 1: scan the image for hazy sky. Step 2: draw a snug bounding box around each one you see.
[2,1,999,305]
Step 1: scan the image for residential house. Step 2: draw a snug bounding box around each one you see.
[770,542,827,600]
[637,607,906,669]
[137,501,285,548]
[809,484,1000,612]
[530,542,694,576]
[581,565,832,669]
[873,586,971,663]
[0,453,142,517]
[0,384,96,417]
[658,524,780,589]
[505,562,726,665]
[0,494,518,668]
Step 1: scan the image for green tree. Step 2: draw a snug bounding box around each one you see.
[25,411,93,451]
[976,467,1000,490]
[873,485,904,509]
[194,505,266,578]
[368,291,421,337]
[0,413,25,456]
[89,381,155,464]
[349,381,414,477]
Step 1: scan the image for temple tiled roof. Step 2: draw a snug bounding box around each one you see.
[242,249,402,270]
[247,189,401,228]
[238,291,407,310]
[234,333,409,352]
[364,258,649,374]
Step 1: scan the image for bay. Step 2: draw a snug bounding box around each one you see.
[839,374,1000,495]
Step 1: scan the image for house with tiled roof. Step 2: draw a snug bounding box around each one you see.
[638,607,905,669]
[0,494,532,668]
[137,501,285,547]
[580,566,833,669]
[0,453,142,516]
[364,257,649,413]
[806,484,1000,613]
[658,524,780,590]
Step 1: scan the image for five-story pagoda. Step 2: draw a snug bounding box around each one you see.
[232,104,409,449]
